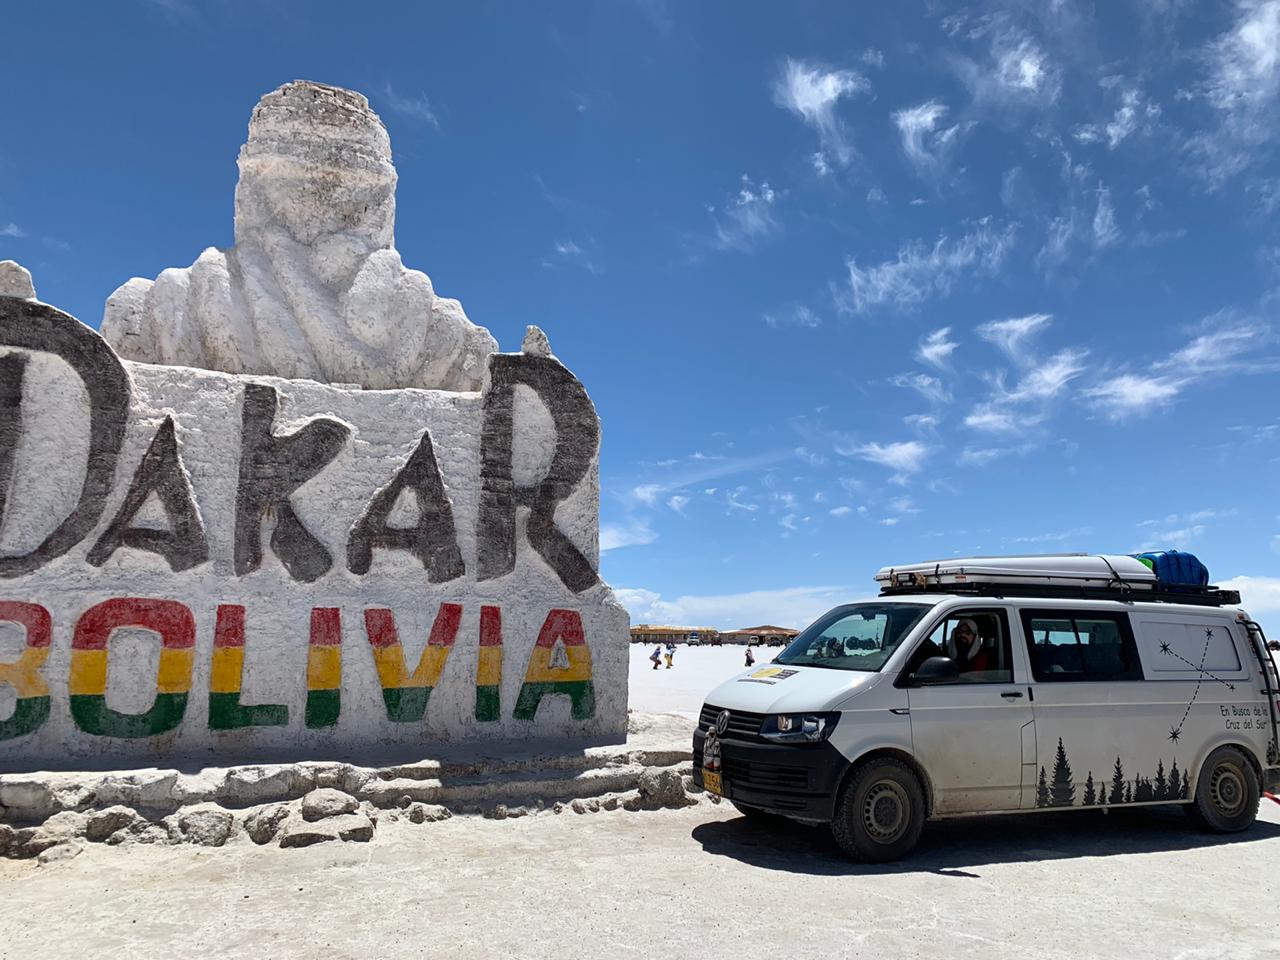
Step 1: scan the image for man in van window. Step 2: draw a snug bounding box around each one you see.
[947,619,993,673]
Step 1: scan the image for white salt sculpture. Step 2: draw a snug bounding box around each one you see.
[100,81,497,391]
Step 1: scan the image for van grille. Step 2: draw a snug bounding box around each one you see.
[698,704,766,741]
[721,757,810,792]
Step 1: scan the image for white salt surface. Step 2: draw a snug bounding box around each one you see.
[626,643,781,717]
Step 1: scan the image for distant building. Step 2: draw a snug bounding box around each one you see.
[629,624,719,645]
[720,624,800,646]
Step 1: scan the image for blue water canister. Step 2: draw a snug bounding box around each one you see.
[1132,550,1210,587]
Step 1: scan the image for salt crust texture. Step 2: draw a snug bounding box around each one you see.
[99,81,496,391]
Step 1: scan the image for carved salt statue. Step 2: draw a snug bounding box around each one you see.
[100,81,496,390]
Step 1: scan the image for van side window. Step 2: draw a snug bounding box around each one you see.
[903,608,1014,684]
[1021,610,1143,682]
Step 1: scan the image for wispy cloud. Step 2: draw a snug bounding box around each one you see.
[1083,373,1186,420]
[891,372,952,406]
[977,314,1051,364]
[842,220,1015,313]
[381,83,441,130]
[667,494,690,514]
[710,175,779,252]
[917,327,958,368]
[542,238,600,274]
[600,519,658,552]
[773,58,869,169]
[893,100,968,176]
[764,305,822,329]
[1074,83,1161,149]
[1092,185,1121,248]
[848,440,931,482]
[952,25,1061,113]
[0,223,25,239]
[615,584,853,631]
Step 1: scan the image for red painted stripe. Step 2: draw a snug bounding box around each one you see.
[364,608,399,649]
[534,609,585,649]
[0,601,51,649]
[480,605,502,647]
[309,608,341,647]
[428,603,463,649]
[73,598,196,650]
[213,605,246,649]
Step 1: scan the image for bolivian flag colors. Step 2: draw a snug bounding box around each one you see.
[365,603,462,722]
[514,609,595,721]
[0,601,51,741]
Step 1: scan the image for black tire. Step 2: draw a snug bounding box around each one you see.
[1185,746,1260,833]
[730,800,782,822]
[830,758,926,862]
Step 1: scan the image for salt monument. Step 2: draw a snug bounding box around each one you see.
[0,81,629,770]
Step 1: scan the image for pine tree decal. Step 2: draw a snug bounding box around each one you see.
[1036,765,1050,807]
[1180,772,1190,799]
[1168,760,1182,801]
[1050,737,1075,806]
[1154,760,1168,801]
[1083,771,1097,806]
[1109,757,1126,804]
[1135,776,1153,802]
[1124,782,1133,804]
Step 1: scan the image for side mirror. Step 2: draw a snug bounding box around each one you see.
[911,656,959,686]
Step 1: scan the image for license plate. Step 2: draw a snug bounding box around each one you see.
[702,770,723,795]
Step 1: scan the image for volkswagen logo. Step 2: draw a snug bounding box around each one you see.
[715,709,731,736]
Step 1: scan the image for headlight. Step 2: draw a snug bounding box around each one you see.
[761,712,839,743]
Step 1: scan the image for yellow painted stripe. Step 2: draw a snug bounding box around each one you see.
[477,646,503,687]
[371,646,405,690]
[522,645,592,684]
[0,647,49,699]
[209,647,244,694]
[69,649,108,696]
[157,647,195,694]
[406,646,451,688]
[307,645,342,691]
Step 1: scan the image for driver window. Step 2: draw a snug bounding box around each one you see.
[906,609,1014,684]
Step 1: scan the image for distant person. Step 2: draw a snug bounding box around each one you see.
[664,642,675,669]
[650,645,662,670]
[745,646,756,667]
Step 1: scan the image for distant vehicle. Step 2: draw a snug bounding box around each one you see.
[694,554,1280,863]
[688,634,701,646]
[710,636,722,646]
[766,635,786,647]
[747,636,762,646]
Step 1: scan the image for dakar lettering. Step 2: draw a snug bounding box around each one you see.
[0,298,598,592]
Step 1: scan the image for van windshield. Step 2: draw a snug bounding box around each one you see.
[773,603,930,672]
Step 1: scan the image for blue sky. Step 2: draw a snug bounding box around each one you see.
[3,1,1280,629]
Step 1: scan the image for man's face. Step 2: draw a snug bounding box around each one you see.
[954,623,975,648]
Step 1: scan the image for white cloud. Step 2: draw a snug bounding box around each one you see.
[1002,349,1089,403]
[850,440,931,480]
[893,101,966,175]
[954,28,1061,111]
[917,327,958,368]
[977,313,1051,364]
[764,305,822,329]
[829,506,853,517]
[958,446,1005,466]
[1074,85,1161,149]
[1217,575,1280,615]
[1084,374,1186,419]
[381,83,441,129]
[774,58,869,166]
[712,175,779,251]
[616,583,856,631]
[600,519,658,552]
[843,221,1015,313]
[1092,185,1120,248]
[1155,316,1269,374]
[630,483,662,506]
[963,406,1028,434]
[890,373,952,406]
[1135,524,1206,551]
[667,494,690,514]
[543,238,600,274]
[0,223,24,238]
[862,48,885,68]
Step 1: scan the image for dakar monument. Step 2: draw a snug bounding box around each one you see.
[0,81,629,770]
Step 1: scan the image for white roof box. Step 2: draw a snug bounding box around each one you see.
[876,553,1158,591]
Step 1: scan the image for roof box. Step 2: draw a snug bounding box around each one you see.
[875,554,1157,591]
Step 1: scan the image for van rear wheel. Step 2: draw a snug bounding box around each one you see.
[830,758,925,862]
[1186,746,1259,833]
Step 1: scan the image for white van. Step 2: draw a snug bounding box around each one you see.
[694,555,1280,862]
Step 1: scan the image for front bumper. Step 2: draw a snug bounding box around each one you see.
[692,728,846,821]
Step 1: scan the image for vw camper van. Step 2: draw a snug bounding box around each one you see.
[693,555,1280,862]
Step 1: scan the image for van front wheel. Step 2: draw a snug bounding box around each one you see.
[1186,746,1259,833]
[830,758,925,862]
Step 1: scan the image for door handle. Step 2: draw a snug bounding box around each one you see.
[1000,690,1024,699]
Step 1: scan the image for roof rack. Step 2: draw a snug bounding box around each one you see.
[874,554,1242,607]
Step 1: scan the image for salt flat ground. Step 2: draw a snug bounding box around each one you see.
[1,799,1276,960]
[626,642,778,716]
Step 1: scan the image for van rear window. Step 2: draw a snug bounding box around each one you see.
[1021,610,1143,682]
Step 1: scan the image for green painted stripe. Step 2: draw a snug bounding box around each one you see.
[381,686,431,723]
[513,680,595,722]
[475,684,500,722]
[0,695,50,741]
[208,691,289,730]
[70,692,188,738]
[305,688,341,728]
